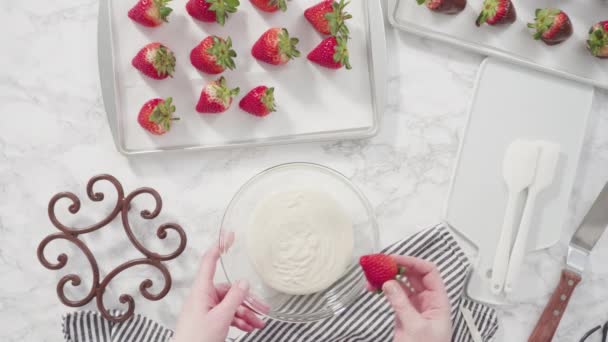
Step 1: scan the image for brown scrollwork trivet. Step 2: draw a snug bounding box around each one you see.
[37,174,187,323]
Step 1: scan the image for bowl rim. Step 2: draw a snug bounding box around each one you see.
[219,162,379,323]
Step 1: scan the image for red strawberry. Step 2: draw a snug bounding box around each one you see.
[359,254,405,290]
[475,0,516,27]
[137,97,179,135]
[307,36,351,70]
[252,28,300,65]
[132,43,176,79]
[416,0,466,15]
[196,77,240,114]
[128,0,173,27]
[190,36,237,74]
[304,0,352,36]
[186,0,240,25]
[527,9,572,46]
[239,86,276,117]
[250,0,287,13]
[587,21,608,58]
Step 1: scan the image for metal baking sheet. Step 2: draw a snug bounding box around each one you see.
[98,0,386,155]
[387,0,608,89]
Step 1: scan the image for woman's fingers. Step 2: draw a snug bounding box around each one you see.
[382,280,420,323]
[237,306,266,329]
[196,245,221,290]
[390,255,447,293]
[216,282,271,315]
[231,317,255,332]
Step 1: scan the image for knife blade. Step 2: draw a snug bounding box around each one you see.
[529,182,608,342]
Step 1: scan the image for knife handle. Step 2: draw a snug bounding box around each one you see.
[528,269,581,342]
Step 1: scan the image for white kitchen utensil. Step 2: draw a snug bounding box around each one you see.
[460,306,484,342]
[504,142,561,293]
[444,58,593,305]
[490,140,540,295]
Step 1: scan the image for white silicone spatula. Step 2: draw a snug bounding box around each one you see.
[490,140,540,295]
[504,142,561,293]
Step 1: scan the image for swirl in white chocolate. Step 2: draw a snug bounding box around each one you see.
[246,191,354,295]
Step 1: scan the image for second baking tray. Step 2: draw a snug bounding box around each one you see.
[98,0,386,155]
[387,0,608,89]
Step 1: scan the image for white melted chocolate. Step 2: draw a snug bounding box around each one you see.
[246,191,354,295]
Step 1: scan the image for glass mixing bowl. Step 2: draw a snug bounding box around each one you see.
[219,163,378,323]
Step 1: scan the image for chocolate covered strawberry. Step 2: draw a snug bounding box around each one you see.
[528,9,572,46]
[196,77,240,114]
[304,0,352,36]
[138,97,178,135]
[252,28,300,65]
[239,86,275,117]
[190,36,237,74]
[186,0,239,25]
[359,254,405,290]
[587,21,608,58]
[416,0,466,15]
[128,0,173,27]
[250,0,287,13]
[132,43,176,79]
[307,36,351,70]
[475,0,516,27]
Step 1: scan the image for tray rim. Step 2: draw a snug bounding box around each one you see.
[387,0,608,90]
[97,0,387,156]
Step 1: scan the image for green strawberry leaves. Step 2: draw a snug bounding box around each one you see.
[325,0,352,37]
[152,45,176,77]
[475,0,498,26]
[212,77,240,106]
[150,97,179,132]
[154,0,173,22]
[588,24,608,57]
[333,36,352,70]
[207,36,237,70]
[261,87,277,112]
[206,0,240,26]
[528,8,560,40]
[269,0,288,12]
[278,29,301,61]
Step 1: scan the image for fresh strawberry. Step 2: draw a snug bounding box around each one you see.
[190,36,237,74]
[196,77,240,114]
[527,9,572,46]
[475,0,516,27]
[132,43,176,79]
[252,28,300,65]
[307,36,351,70]
[359,254,405,290]
[239,86,276,117]
[250,0,287,13]
[587,21,608,58]
[137,97,179,135]
[128,0,173,27]
[304,0,352,36]
[186,0,240,25]
[416,0,466,15]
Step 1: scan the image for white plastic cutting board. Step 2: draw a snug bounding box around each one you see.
[444,58,593,305]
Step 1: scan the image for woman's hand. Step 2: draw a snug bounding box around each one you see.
[369,255,452,342]
[173,245,267,342]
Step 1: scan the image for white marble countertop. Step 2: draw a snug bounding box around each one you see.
[2,1,608,341]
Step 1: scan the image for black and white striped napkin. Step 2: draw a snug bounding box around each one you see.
[238,224,498,342]
[62,224,498,342]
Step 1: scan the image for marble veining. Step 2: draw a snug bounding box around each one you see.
[1,1,608,341]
